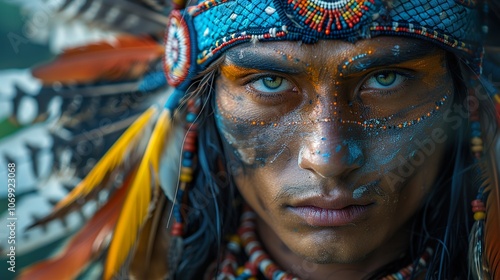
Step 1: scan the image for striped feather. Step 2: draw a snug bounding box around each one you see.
[27,107,157,229]
[55,107,156,209]
[68,0,169,34]
[103,108,171,280]
[12,0,169,35]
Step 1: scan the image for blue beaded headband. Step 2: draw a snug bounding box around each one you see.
[163,0,484,108]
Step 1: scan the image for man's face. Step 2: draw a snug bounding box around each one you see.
[214,37,455,265]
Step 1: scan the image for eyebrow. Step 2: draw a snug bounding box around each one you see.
[225,49,303,74]
[224,41,442,76]
[340,44,442,76]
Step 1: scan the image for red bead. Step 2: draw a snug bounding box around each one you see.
[186,130,198,138]
[471,199,484,207]
[186,123,198,131]
[248,244,261,255]
[183,142,196,152]
[187,99,196,108]
[472,206,486,212]
[184,137,196,145]
[238,227,253,236]
[265,263,279,278]
[254,253,267,264]
[245,262,258,275]
[171,222,184,236]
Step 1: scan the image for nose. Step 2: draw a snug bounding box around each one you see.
[298,124,364,179]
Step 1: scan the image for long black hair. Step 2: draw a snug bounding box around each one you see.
[173,60,241,279]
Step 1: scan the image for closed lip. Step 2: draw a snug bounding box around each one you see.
[287,195,374,227]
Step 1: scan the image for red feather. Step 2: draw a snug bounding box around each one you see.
[32,35,163,85]
[18,169,136,280]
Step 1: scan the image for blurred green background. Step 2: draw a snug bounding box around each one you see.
[1,2,56,279]
[0,1,54,69]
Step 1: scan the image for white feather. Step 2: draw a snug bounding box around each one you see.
[159,121,184,202]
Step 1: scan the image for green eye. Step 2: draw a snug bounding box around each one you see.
[375,72,396,87]
[362,70,408,94]
[262,76,283,90]
[250,75,294,94]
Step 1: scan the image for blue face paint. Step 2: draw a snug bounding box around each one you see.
[322,152,331,163]
[353,186,368,199]
[343,140,364,166]
[336,144,342,153]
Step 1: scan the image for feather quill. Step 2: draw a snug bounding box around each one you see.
[469,207,486,279]
[128,192,171,279]
[18,168,136,280]
[159,120,184,201]
[103,108,171,280]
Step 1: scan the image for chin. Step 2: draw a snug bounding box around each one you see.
[294,246,370,265]
[283,231,372,265]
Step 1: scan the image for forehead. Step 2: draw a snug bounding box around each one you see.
[223,36,441,66]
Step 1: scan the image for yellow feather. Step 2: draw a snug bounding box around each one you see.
[54,107,158,211]
[103,109,171,280]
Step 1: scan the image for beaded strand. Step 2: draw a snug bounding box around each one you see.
[171,99,201,239]
[217,207,300,280]
[215,206,431,280]
[469,79,487,222]
[380,248,433,280]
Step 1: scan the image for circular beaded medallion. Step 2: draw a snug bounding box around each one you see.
[164,10,192,87]
[285,0,377,36]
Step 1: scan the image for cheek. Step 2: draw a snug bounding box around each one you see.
[364,77,455,189]
[214,91,305,213]
[370,114,453,219]
[215,113,296,167]
[215,88,299,168]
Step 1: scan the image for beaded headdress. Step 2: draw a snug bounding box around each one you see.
[163,0,484,103]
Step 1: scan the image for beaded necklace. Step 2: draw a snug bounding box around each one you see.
[209,206,432,280]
